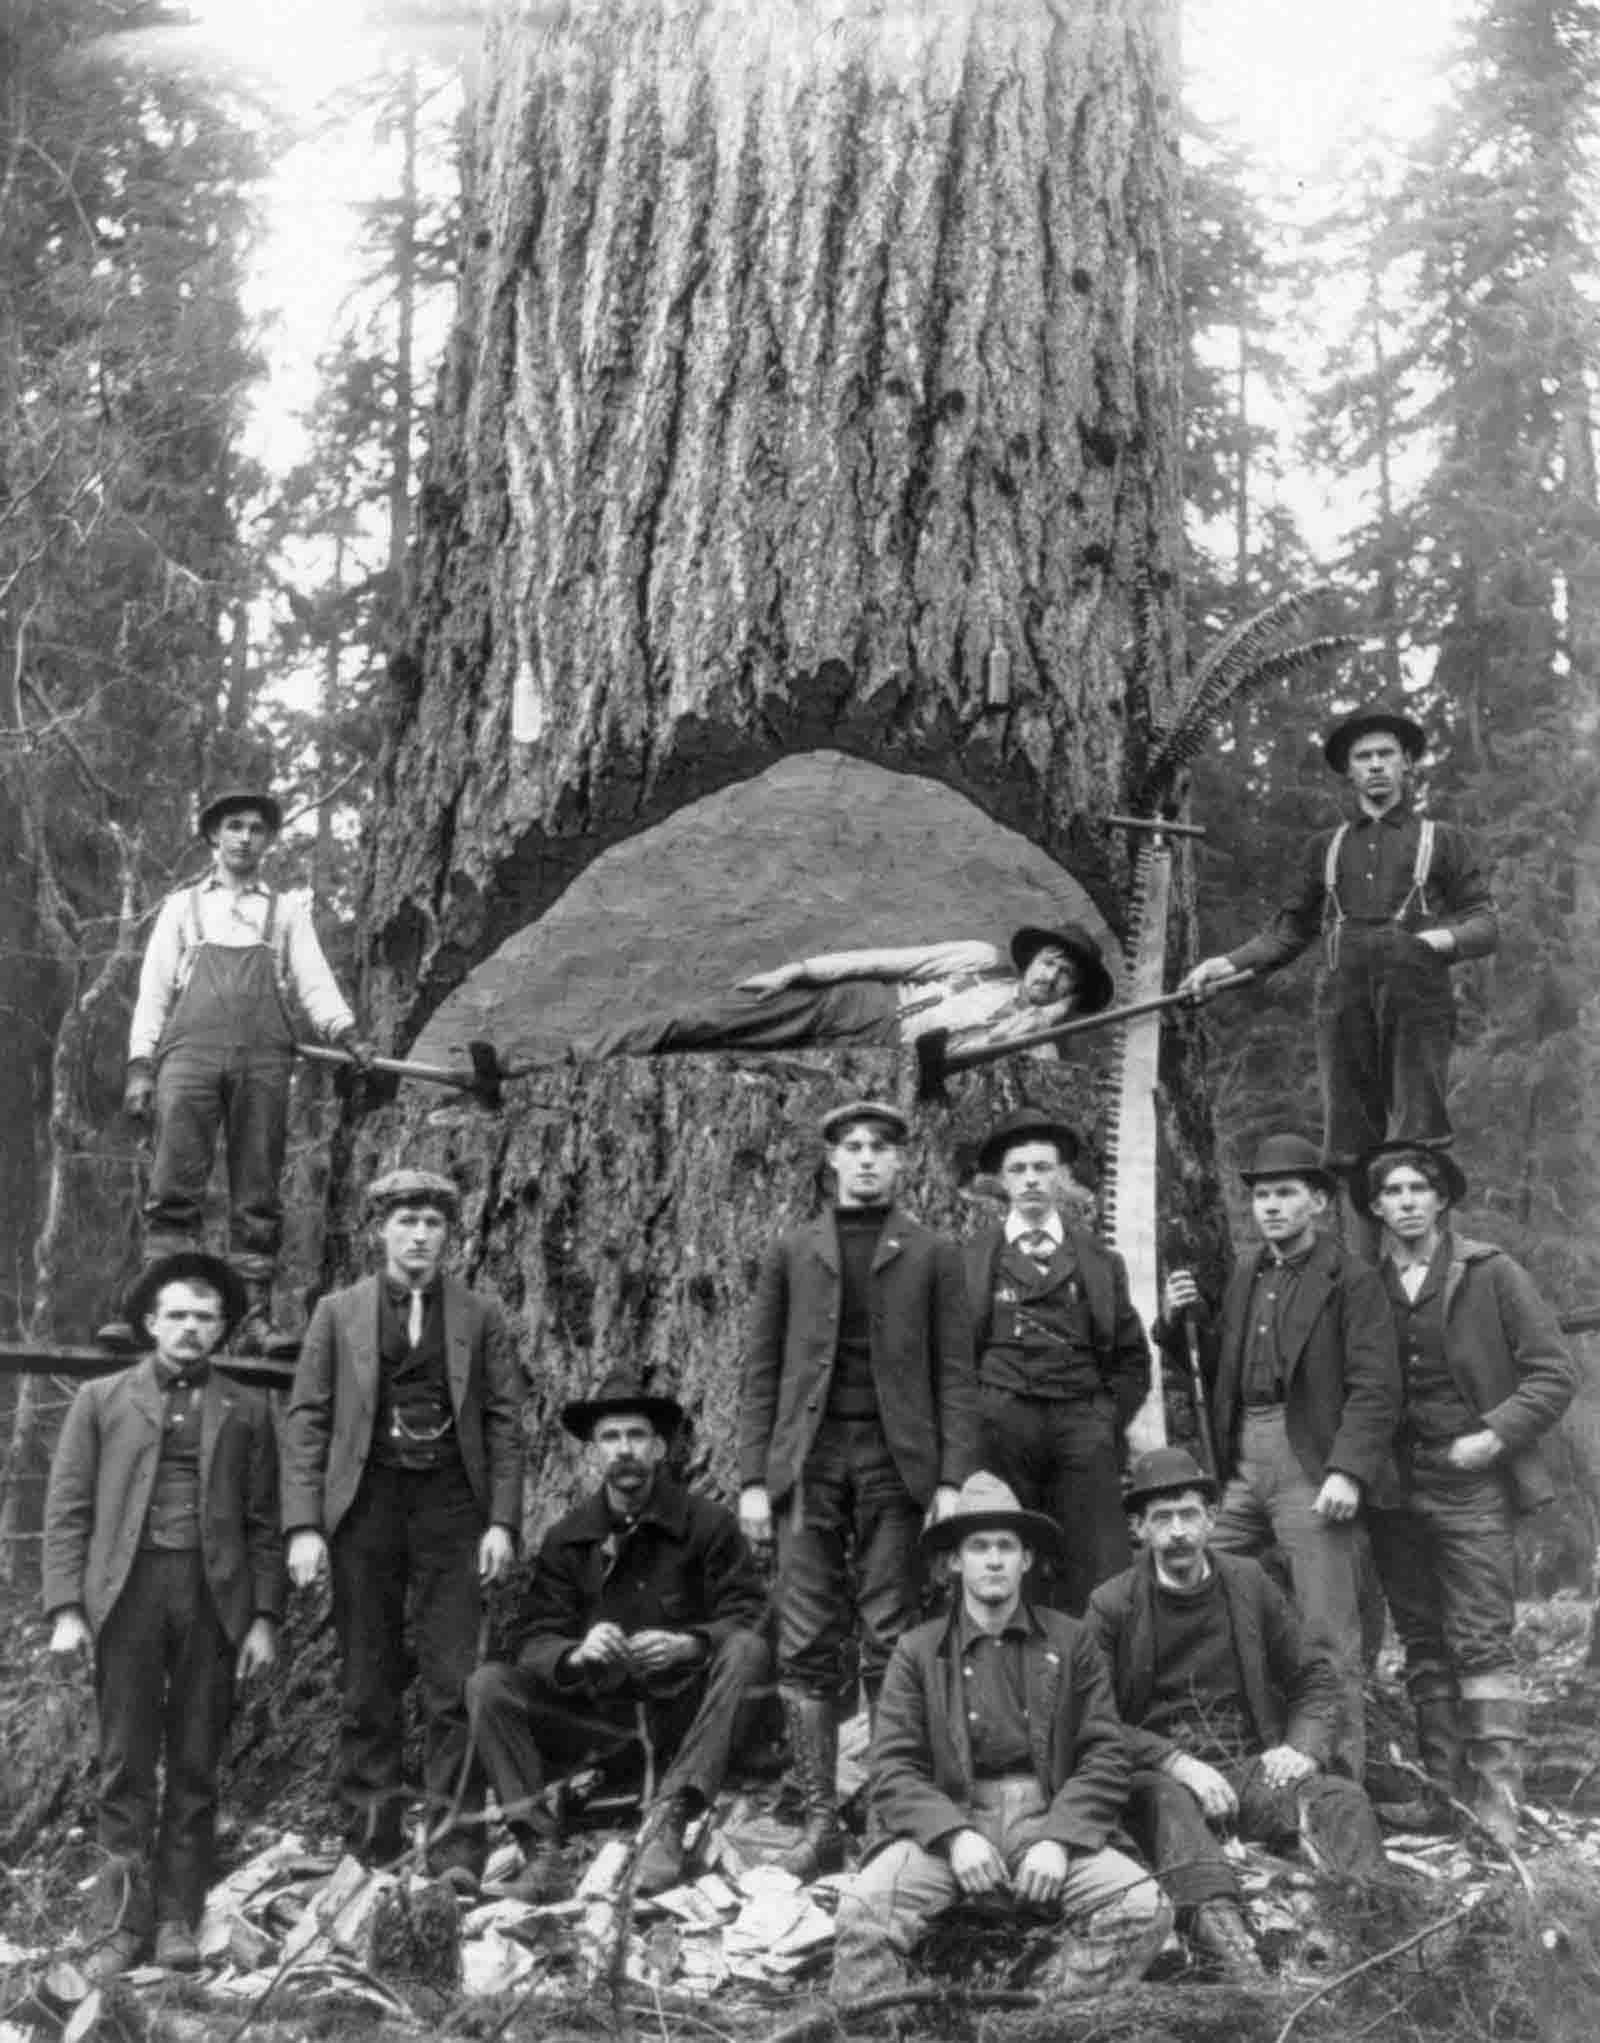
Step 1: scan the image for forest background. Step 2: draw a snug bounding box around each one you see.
[1,0,1598,1585]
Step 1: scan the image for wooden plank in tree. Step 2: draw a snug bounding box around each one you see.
[0,1344,295,1389]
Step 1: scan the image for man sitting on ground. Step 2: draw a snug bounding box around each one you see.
[467,1372,770,1898]
[1088,1449,1389,1981]
[831,1473,1170,2002]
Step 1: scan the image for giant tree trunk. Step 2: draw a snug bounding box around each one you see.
[350,0,1204,1529]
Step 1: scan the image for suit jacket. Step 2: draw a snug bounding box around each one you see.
[280,1273,525,1536]
[1160,1232,1400,1500]
[1415,1234,1576,1514]
[964,1222,1150,1428]
[1086,1551,1340,1773]
[516,1474,768,1687]
[739,1205,977,1507]
[868,1602,1130,1856]
[42,1359,285,1645]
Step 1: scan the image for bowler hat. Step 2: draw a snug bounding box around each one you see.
[561,1369,686,1442]
[197,786,284,838]
[1322,705,1426,775]
[1010,921,1115,1016]
[919,1470,1062,1561]
[366,1168,461,1219]
[1239,1133,1336,1195]
[819,1098,910,1146]
[1124,1446,1218,1513]
[124,1251,249,1342]
[1359,1140,1468,1210]
[976,1106,1083,1179]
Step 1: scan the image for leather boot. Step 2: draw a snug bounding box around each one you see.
[777,1688,844,1878]
[1414,1681,1467,1801]
[634,1791,695,1895]
[1187,1899,1266,1981]
[1460,1690,1525,1851]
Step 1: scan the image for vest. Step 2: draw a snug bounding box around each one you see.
[979,1243,1101,1400]
[372,1287,459,1470]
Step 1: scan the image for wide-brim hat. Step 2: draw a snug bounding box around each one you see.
[819,1098,910,1146]
[366,1168,462,1220]
[919,1471,1063,1561]
[1010,921,1115,1016]
[1239,1132,1337,1195]
[1322,706,1427,775]
[124,1252,249,1341]
[197,786,284,838]
[1359,1140,1468,1210]
[561,1369,686,1442]
[1123,1446,1218,1513]
[976,1106,1084,1179]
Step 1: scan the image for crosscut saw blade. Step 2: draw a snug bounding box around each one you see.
[1099,835,1172,1454]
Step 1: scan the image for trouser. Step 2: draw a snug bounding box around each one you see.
[1212,1411,1366,1778]
[330,1458,486,1870]
[1124,1761,1386,1911]
[833,1774,1170,1999]
[1366,1465,1519,1695]
[466,1628,770,1831]
[1315,925,1455,1168]
[95,1549,236,1930]
[775,1417,923,1696]
[145,1045,293,1279]
[977,1387,1129,1614]
[580,981,897,1060]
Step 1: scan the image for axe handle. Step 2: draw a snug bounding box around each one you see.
[935,970,1257,1078]
[294,1042,478,1092]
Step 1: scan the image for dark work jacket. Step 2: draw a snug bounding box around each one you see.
[965,1223,1150,1429]
[516,1475,768,1687]
[1403,1234,1577,1514]
[1159,1231,1400,1504]
[739,1205,977,1507]
[42,1358,285,1645]
[1086,1552,1340,1773]
[867,1602,1130,1858]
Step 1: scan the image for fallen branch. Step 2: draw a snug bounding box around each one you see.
[1271,1898,1480,2043]
[762,1985,1042,2043]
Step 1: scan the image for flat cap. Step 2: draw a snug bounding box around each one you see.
[820,1098,910,1145]
[366,1167,461,1218]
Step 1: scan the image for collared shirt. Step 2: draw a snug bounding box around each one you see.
[1004,1210,1066,1251]
[129,869,354,1060]
[1228,801,1497,974]
[957,1601,1039,1777]
[806,940,1072,1059]
[1242,1238,1316,1407]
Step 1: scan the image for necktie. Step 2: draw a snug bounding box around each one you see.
[1020,1229,1054,1269]
[408,1290,424,1345]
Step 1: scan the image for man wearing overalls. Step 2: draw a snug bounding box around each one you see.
[1181,705,1497,1177]
[117,787,373,1349]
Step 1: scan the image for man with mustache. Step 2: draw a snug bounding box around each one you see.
[467,1373,769,1899]
[1088,1450,1388,1981]
[1181,704,1496,1179]
[43,1253,284,1977]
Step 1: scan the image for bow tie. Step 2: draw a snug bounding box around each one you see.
[1016,1229,1056,1268]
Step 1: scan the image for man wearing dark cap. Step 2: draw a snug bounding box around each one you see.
[1181,704,1496,1172]
[119,787,375,1349]
[281,1169,524,1885]
[1361,1143,1575,1847]
[1160,1133,1400,1778]
[963,1107,1150,1613]
[831,1472,1170,2001]
[467,1373,769,1898]
[740,1099,977,1876]
[1089,1450,1387,1982]
[43,1252,284,1977]
[578,921,1114,1063]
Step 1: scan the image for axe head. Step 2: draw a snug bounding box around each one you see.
[465,1040,505,1111]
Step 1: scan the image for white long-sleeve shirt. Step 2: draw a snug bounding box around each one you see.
[128,871,355,1062]
[801,940,1071,1055]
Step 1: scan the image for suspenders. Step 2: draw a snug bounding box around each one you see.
[178,883,293,1006]
[1321,818,1435,968]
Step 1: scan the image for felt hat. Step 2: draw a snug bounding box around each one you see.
[197,786,284,838]
[976,1106,1083,1178]
[919,1471,1062,1561]
[123,1251,249,1342]
[1322,705,1427,775]
[1123,1446,1218,1513]
[366,1168,462,1220]
[819,1098,910,1146]
[1238,1132,1336,1195]
[1359,1140,1468,1211]
[1009,921,1116,1016]
[560,1369,686,1442]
